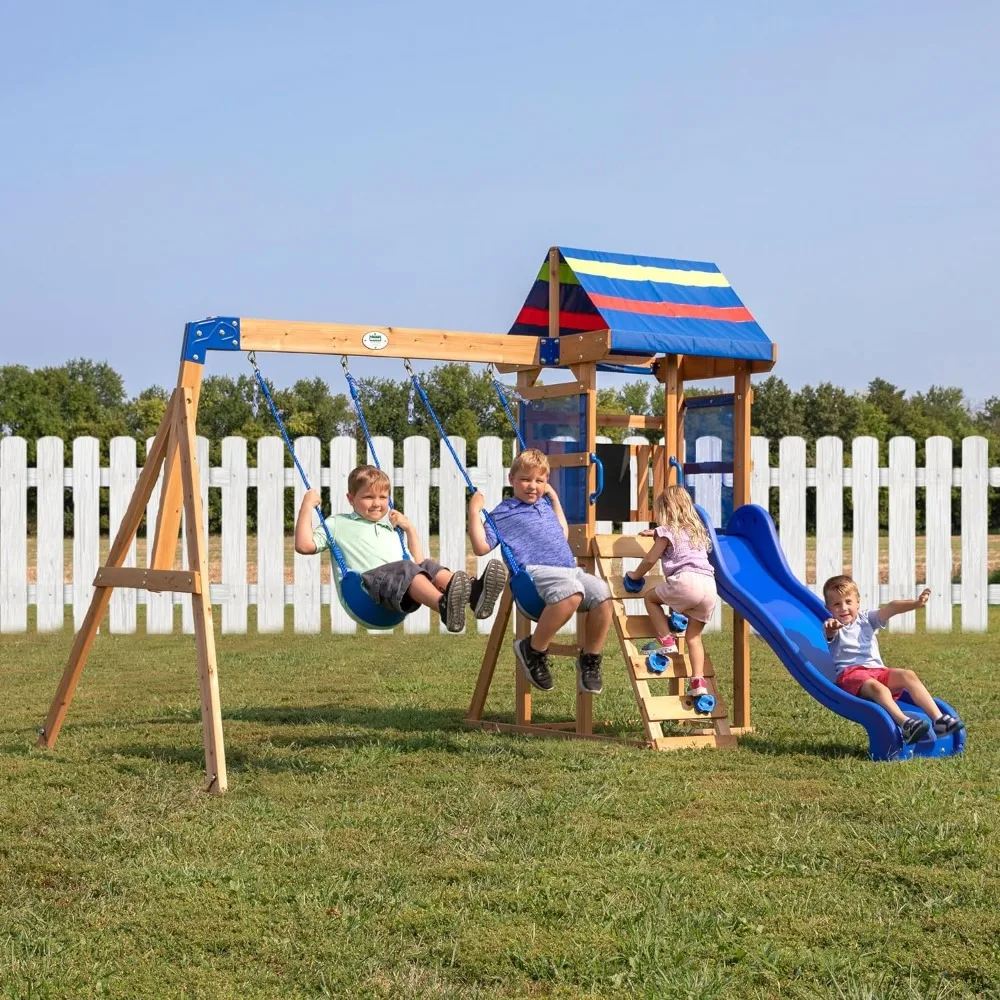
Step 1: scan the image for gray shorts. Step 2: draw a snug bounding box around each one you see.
[361,558,444,613]
[526,565,611,611]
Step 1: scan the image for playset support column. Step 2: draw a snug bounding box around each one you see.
[731,362,753,731]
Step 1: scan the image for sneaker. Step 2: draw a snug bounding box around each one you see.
[640,636,678,657]
[933,714,965,737]
[438,571,471,633]
[687,676,708,696]
[578,652,604,695]
[469,560,508,619]
[900,716,931,745]
[513,636,553,691]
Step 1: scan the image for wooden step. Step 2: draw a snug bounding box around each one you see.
[643,694,730,722]
[594,534,658,558]
[605,574,668,600]
[614,614,661,639]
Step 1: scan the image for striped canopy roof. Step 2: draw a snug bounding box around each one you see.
[510,247,772,362]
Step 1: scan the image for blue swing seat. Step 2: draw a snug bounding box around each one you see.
[340,570,408,630]
[510,567,545,622]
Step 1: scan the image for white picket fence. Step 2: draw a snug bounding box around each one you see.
[0,434,996,636]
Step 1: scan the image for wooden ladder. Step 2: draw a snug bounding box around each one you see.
[593,534,737,751]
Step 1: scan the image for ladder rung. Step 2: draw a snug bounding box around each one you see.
[643,694,729,722]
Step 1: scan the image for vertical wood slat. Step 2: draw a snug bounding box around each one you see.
[108,437,137,633]
[403,435,431,635]
[814,437,843,593]
[72,437,100,632]
[692,435,723,632]
[0,436,28,632]
[256,436,285,633]
[476,436,505,636]
[181,437,210,634]
[924,436,952,631]
[145,436,173,633]
[779,436,806,582]
[621,435,649,622]
[750,436,770,511]
[293,436,322,634]
[36,437,65,632]
[852,437,880,611]
[332,435,359,635]
[961,436,988,632]
[221,437,248,634]
[887,437,916,632]
[439,436,468,634]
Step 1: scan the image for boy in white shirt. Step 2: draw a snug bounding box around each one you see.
[823,575,963,744]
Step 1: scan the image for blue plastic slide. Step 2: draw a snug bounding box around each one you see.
[699,503,965,761]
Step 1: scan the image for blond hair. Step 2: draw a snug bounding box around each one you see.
[653,485,710,551]
[347,465,391,495]
[510,448,550,478]
[822,574,859,601]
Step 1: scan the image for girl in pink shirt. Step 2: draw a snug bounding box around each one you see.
[625,485,718,698]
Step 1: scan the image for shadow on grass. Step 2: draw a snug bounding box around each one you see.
[738,732,869,760]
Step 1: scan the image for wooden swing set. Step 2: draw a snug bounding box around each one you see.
[38,248,776,793]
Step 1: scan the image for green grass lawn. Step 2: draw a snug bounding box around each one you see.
[2,610,999,999]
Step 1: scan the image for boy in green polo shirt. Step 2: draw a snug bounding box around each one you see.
[295,465,507,632]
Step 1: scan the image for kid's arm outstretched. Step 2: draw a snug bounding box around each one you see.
[294,488,321,554]
[879,588,931,622]
[467,492,493,556]
[626,534,669,581]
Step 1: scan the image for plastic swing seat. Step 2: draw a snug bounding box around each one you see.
[339,570,409,630]
[510,567,545,621]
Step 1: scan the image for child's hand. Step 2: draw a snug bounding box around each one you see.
[543,482,557,499]
[303,488,321,509]
[638,528,656,537]
[916,588,931,607]
[468,492,485,515]
[388,510,411,531]
[823,617,842,637]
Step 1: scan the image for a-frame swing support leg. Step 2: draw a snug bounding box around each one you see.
[37,369,228,794]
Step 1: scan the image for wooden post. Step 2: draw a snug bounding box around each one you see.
[38,394,177,749]
[467,587,514,722]
[732,363,753,730]
[661,355,682,488]
[176,387,228,793]
[150,361,204,570]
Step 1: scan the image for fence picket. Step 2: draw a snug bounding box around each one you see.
[852,437,880,611]
[221,437,248,634]
[0,436,27,632]
[779,437,806,582]
[257,436,285,633]
[403,436,431,635]
[750,436,770,511]
[145,437,173,634]
[476,437,505,636]
[961,436,988,632]
[36,437,64,632]
[331,435,358,635]
[925,436,952,631]
[888,437,916,632]
[815,437,843,592]
[439,436,468,634]
[73,437,100,632]
[109,437,137,634]
[293,436,322,634]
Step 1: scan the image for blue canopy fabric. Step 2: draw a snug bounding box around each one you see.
[510,247,773,362]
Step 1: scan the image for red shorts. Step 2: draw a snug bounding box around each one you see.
[836,665,901,699]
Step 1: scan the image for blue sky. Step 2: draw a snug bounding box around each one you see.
[2,0,998,402]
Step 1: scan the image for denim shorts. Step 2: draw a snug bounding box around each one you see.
[361,558,444,613]
[526,565,611,611]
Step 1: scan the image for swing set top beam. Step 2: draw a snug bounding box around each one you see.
[182,317,612,368]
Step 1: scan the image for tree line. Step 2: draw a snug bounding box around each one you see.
[1,359,996,534]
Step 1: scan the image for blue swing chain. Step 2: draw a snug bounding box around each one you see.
[403,359,521,576]
[248,352,349,577]
[486,363,527,452]
[341,357,409,560]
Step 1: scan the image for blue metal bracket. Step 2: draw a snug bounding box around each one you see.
[539,337,560,366]
[182,317,241,364]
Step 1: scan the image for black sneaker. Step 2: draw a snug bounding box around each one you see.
[469,560,508,619]
[513,636,553,691]
[933,714,965,737]
[438,571,471,633]
[900,716,931,745]
[577,652,604,695]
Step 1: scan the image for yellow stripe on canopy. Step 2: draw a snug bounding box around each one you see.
[564,256,731,288]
